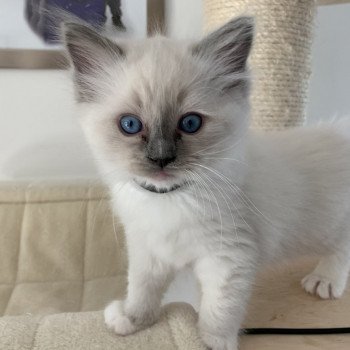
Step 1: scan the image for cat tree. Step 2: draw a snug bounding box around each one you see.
[204,0,316,131]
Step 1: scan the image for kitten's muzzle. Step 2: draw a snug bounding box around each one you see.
[147,156,176,168]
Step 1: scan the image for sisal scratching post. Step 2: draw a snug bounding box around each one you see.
[204,0,315,131]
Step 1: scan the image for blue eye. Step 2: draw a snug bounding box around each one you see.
[178,114,202,134]
[119,115,143,135]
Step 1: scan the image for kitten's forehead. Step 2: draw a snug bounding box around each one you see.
[132,36,189,77]
[124,37,202,122]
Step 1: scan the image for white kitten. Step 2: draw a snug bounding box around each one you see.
[64,17,350,350]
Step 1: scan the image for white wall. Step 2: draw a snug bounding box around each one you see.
[165,0,203,39]
[0,0,50,49]
[306,3,350,123]
[0,69,98,180]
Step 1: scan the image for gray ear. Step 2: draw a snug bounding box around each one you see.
[193,16,254,89]
[64,23,124,101]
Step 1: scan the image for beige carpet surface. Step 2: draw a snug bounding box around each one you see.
[0,182,350,349]
[0,303,205,350]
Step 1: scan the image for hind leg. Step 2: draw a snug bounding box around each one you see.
[302,253,350,299]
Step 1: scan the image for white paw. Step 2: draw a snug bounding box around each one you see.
[302,273,346,299]
[104,300,137,335]
[200,330,238,350]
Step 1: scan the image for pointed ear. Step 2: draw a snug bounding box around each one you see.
[192,16,254,89]
[64,23,124,101]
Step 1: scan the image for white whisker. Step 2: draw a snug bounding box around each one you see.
[190,170,223,246]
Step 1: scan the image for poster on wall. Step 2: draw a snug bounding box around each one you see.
[0,0,147,50]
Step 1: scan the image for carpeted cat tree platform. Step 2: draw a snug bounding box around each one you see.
[2,1,350,350]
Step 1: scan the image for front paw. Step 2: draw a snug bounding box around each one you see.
[200,329,238,350]
[104,300,137,335]
[104,300,160,335]
[302,272,346,299]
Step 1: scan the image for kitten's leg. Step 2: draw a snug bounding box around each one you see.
[104,251,173,335]
[195,255,255,350]
[302,253,350,299]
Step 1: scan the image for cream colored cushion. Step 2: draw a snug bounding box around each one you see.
[0,181,127,316]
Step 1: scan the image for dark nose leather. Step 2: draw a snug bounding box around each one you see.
[147,156,176,168]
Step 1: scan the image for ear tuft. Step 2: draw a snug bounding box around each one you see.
[64,22,124,75]
[63,23,124,102]
[193,16,254,89]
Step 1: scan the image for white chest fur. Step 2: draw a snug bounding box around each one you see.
[113,182,207,269]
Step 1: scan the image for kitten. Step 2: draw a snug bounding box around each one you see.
[64,17,350,350]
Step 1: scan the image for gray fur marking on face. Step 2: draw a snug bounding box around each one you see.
[146,124,177,167]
